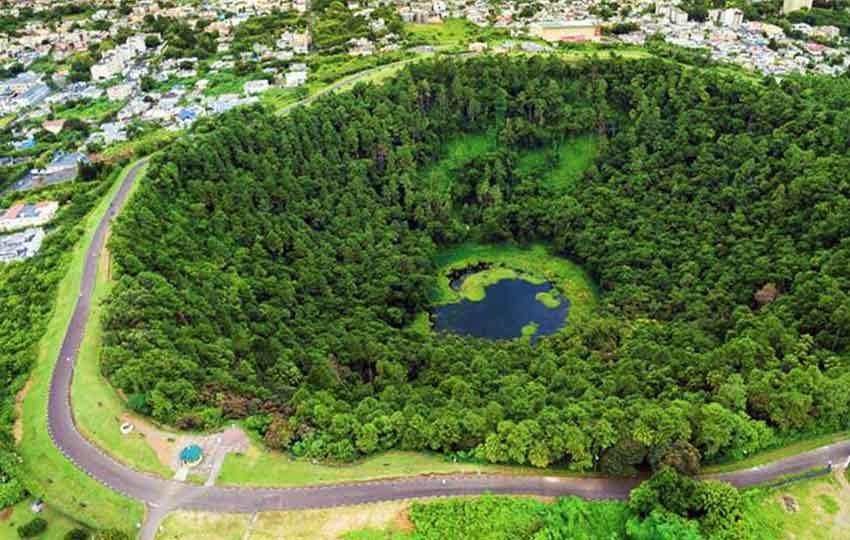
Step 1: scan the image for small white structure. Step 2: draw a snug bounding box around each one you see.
[285,70,307,87]
[708,8,744,28]
[120,422,134,435]
[244,79,270,95]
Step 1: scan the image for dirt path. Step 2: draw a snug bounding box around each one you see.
[13,379,32,444]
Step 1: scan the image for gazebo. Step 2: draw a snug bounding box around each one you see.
[179,444,203,467]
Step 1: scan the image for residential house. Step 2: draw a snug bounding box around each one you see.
[0,227,45,263]
[0,201,58,232]
[244,79,270,94]
[42,119,66,135]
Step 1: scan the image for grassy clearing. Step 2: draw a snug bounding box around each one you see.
[424,131,499,193]
[0,498,83,540]
[55,98,125,123]
[0,114,13,129]
[746,472,850,540]
[405,19,479,46]
[432,243,598,323]
[68,165,174,479]
[103,128,178,161]
[515,135,598,194]
[702,430,850,474]
[16,162,146,531]
[217,444,561,487]
[157,501,411,540]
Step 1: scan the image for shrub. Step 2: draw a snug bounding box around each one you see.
[93,529,129,540]
[17,517,47,538]
[65,528,90,540]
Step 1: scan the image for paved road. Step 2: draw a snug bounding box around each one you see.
[45,122,850,539]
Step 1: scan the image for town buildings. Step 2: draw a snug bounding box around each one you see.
[0,227,45,263]
[783,0,813,15]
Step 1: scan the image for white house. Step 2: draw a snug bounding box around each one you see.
[285,70,307,87]
[244,80,270,95]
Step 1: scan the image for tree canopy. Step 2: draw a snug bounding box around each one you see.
[103,55,850,474]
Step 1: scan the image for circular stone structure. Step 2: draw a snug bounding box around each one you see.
[179,444,203,467]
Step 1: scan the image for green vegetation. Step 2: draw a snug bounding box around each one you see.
[404,19,509,47]
[423,131,499,193]
[514,134,597,193]
[432,243,597,325]
[747,473,850,540]
[158,469,850,540]
[217,446,542,487]
[345,490,714,540]
[535,290,561,308]
[446,266,539,302]
[54,99,124,124]
[404,19,480,46]
[69,166,174,478]
[99,56,850,481]
[0,498,83,540]
[520,322,539,338]
[14,163,145,530]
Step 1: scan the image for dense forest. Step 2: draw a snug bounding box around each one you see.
[103,55,850,477]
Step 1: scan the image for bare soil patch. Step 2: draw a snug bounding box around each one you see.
[13,379,33,444]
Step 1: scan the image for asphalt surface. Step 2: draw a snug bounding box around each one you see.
[45,141,850,538]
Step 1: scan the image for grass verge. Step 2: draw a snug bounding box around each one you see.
[69,165,174,479]
[215,444,579,487]
[0,497,81,540]
[702,430,850,474]
[16,161,146,531]
[404,19,480,47]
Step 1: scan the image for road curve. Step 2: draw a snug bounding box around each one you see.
[46,147,850,535]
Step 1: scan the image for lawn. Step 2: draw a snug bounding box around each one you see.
[203,70,254,97]
[103,128,178,161]
[425,131,597,197]
[746,472,850,540]
[405,19,481,47]
[515,135,598,194]
[0,498,83,540]
[55,98,125,123]
[431,243,599,324]
[16,161,146,531]
[216,444,569,487]
[424,131,500,193]
[157,502,411,540]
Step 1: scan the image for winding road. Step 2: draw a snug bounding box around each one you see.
[45,120,850,539]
